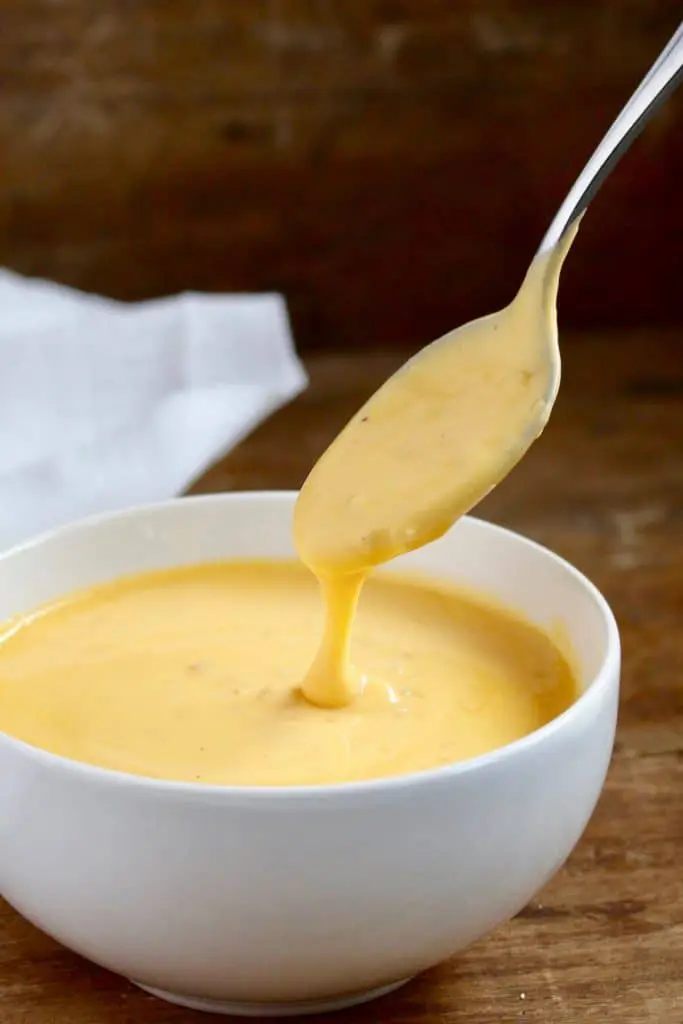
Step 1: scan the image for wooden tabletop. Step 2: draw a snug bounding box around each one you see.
[1,331,682,1023]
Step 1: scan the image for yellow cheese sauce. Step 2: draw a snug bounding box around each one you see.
[0,560,576,786]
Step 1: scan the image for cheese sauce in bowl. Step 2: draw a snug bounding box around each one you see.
[0,494,619,1015]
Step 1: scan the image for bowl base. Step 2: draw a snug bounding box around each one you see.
[133,977,412,1016]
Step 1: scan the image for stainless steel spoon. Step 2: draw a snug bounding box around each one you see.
[538,20,683,255]
[295,23,683,578]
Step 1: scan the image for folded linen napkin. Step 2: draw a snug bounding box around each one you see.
[0,269,307,550]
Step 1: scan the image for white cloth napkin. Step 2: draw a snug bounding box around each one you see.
[0,269,307,550]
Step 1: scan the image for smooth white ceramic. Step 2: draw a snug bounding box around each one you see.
[0,493,620,1016]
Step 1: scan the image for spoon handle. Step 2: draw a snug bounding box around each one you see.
[537,21,683,255]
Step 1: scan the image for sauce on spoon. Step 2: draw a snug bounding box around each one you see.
[294,225,579,708]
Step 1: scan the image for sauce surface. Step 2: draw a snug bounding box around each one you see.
[294,230,578,708]
[0,560,576,786]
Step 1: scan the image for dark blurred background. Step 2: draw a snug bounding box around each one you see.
[1,0,681,351]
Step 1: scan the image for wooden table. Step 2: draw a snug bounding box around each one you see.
[1,332,681,1022]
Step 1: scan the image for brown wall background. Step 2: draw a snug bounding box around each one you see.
[1,1,681,351]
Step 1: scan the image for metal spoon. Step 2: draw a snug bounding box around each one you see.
[538,20,683,254]
[295,23,683,576]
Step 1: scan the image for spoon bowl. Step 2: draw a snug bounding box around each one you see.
[293,225,575,576]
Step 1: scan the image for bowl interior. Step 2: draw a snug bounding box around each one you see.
[0,492,614,695]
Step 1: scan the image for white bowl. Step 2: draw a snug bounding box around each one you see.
[0,492,619,1017]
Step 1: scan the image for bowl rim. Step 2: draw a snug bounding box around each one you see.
[0,491,620,803]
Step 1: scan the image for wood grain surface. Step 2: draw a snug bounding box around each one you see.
[0,330,681,1022]
[1,1,682,349]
